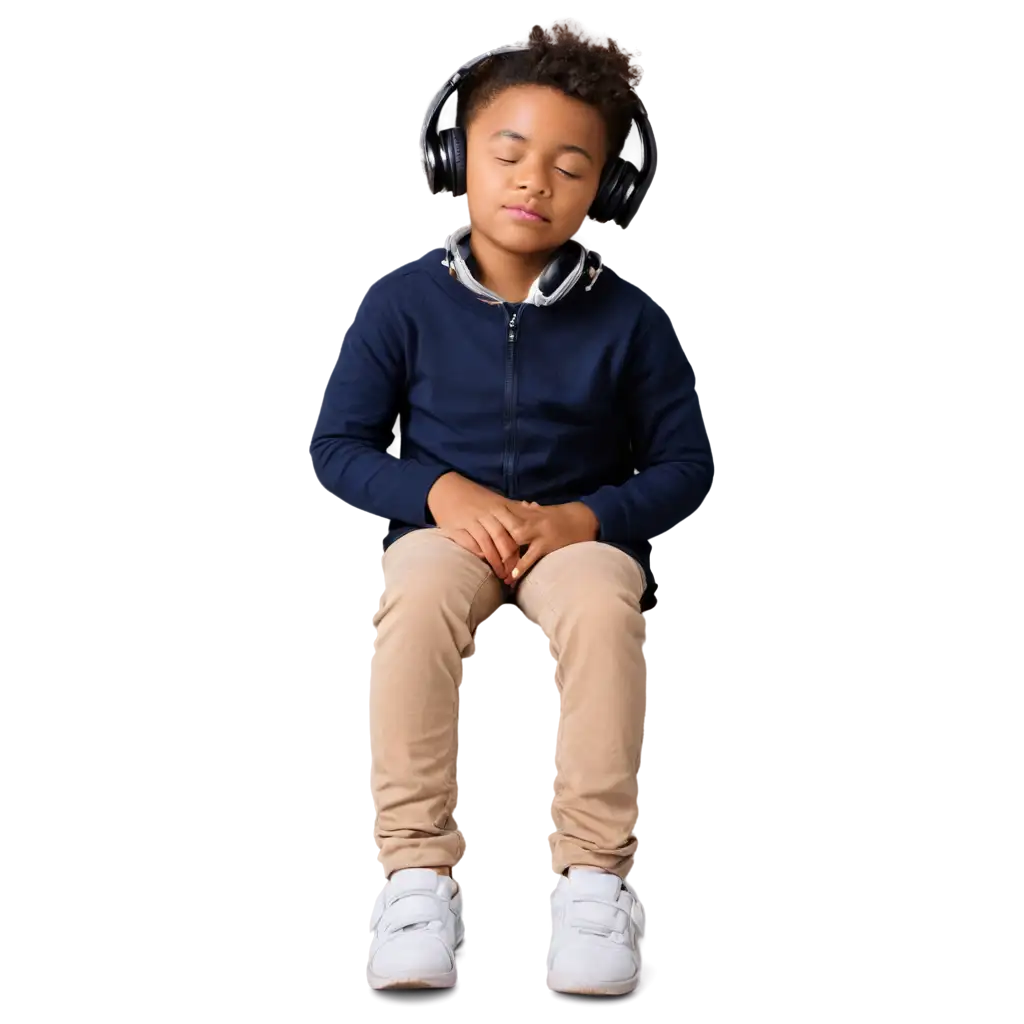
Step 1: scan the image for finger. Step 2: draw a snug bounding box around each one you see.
[438,527,484,558]
[510,539,547,586]
[454,528,484,557]
[503,544,530,579]
[478,512,521,568]
[489,507,533,552]
[462,532,485,557]
[466,521,506,578]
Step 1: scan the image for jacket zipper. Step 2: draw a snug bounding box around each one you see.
[502,303,523,498]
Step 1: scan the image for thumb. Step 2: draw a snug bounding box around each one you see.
[510,539,544,583]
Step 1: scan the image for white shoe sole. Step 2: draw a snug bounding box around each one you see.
[546,968,640,996]
[362,962,454,987]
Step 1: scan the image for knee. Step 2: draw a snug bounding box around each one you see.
[371,579,477,660]
[377,574,460,621]
[568,588,644,635]
[377,533,474,615]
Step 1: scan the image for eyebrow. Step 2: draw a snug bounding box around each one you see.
[489,129,595,163]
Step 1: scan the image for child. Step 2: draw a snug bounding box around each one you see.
[309,22,713,994]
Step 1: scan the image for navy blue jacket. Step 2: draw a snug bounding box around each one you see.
[309,230,713,611]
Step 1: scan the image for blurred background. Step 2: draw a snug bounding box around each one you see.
[1,2,1021,1020]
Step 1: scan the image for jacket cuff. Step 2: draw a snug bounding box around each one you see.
[578,486,629,543]
[397,464,450,528]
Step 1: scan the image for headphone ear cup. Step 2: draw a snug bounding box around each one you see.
[593,159,622,224]
[438,126,468,197]
[535,240,583,299]
[446,124,466,198]
[430,125,466,199]
[423,135,443,194]
[589,157,635,223]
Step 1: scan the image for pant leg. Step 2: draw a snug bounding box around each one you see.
[370,527,505,877]
[513,541,648,879]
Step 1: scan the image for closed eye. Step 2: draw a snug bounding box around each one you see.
[496,157,580,180]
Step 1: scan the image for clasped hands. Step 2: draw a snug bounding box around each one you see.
[426,471,600,587]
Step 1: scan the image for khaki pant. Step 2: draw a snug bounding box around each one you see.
[369,526,648,880]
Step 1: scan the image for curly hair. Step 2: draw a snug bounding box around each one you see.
[455,21,643,166]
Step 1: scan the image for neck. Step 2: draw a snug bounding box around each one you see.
[468,227,561,304]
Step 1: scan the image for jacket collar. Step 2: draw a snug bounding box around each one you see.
[441,224,604,307]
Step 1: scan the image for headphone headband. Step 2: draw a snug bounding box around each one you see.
[420,45,530,145]
[420,43,657,229]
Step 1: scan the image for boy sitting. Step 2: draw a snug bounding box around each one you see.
[310,21,714,995]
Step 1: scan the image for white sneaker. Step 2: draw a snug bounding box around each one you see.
[547,867,645,995]
[366,868,464,990]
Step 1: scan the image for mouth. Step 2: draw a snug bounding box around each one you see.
[504,206,549,223]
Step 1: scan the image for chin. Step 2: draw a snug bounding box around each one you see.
[500,217,570,247]
[486,229,542,252]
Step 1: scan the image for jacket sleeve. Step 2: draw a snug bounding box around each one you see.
[309,282,450,526]
[578,297,714,543]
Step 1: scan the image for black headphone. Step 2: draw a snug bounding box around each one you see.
[421,43,657,229]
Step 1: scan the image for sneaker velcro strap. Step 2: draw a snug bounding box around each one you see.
[381,892,443,932]
[569,899,627,933]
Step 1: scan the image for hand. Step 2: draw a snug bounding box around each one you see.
[435,526,485,559]
[503,500,600,588]
[427,472,529,579]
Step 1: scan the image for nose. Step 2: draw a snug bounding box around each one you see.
[515,155,552,196]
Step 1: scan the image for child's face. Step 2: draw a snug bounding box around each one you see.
[464,84,608,253]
